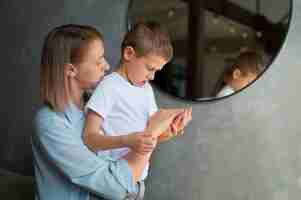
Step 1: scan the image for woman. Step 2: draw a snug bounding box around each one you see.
[32,24,178,200]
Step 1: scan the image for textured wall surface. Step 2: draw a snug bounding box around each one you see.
[146,1,301,199]
[0,1,300,200]
[0,0,129,175]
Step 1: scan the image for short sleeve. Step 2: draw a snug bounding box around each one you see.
[148,83,158,116]
[85,80,116,119]
[216,85,234,98]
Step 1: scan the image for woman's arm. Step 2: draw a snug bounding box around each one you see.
[33,112,137,199]
[124,109,187,181]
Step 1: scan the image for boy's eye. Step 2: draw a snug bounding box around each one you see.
[146,66,155,72]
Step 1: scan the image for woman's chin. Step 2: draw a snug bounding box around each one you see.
[90,80,102,89]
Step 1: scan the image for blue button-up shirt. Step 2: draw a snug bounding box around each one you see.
[31,103,137,200]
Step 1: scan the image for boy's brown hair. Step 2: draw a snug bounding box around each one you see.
[40,24,103,112]
[121,21,173,61]
[225,51,264,79]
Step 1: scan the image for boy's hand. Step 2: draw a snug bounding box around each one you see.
[146,109,183,138]
[158,107,192,142]
[122,132,156,155]
[170,107,192,135]
[157,127,173,142]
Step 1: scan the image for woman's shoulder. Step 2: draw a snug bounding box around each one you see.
[34,105,66,130]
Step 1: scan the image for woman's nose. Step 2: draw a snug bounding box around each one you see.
[104,59,110,71]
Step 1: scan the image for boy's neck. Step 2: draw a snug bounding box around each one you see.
[116,64,135,86]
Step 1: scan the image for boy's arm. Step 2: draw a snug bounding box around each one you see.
[83,110,125,152]
[83,110,155,154]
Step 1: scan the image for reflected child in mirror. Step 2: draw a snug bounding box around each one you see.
[216,51,265,97]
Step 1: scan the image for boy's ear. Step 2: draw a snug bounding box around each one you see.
[123,46,136,61]
[232,68,242,80]
[64,63,78,77]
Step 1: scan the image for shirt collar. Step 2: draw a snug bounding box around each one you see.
[64,103,84,124]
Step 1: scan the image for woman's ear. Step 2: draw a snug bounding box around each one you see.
[232,68,242,80]
[64,63,78,78]
[123,46,136,61]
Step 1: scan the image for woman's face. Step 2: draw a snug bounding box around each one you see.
[74,39,109,89]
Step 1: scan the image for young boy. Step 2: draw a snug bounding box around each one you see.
[216,51,264,97]
[84,22,192,198]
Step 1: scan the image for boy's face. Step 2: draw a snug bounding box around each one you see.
[232,69,258,90]
[124,47,168,86]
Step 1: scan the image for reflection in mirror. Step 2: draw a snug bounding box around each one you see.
[128,0,292,101]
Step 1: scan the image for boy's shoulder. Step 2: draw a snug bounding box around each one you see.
[95,72,122,91]
[100,72,122,86]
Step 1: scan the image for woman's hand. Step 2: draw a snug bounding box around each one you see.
[121,132,156,155]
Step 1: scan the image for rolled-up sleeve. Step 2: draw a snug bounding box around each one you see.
[72,159,136,200]
[33,111,137,200]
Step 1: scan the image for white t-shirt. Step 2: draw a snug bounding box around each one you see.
[86,72,158,180]
[216,85,235,98]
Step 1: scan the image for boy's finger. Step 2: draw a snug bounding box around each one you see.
[174,114,183,125]
[178,129,184,135]
[142,132,155,138]
[171,124,177,133]
[188,108,192,118]
[143,145,155,151]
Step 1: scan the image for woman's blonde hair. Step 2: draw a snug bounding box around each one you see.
[40,24,103,112]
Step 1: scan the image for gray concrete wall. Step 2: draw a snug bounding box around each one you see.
[0,0,128,176]
[146,1,300,199]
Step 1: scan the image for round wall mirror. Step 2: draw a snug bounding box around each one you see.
[128,0,292,101]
